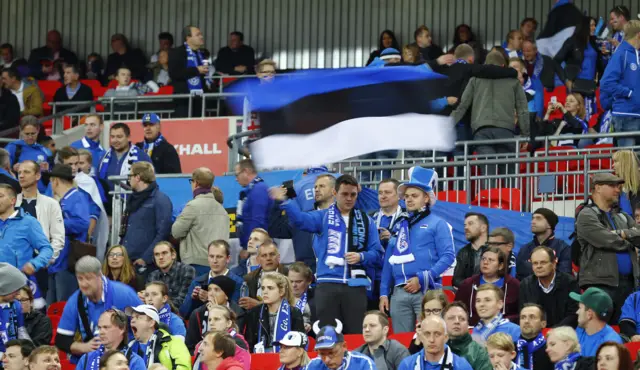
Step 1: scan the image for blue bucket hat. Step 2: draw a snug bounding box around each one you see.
[398,166,438,206]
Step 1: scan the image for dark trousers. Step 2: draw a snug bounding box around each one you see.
[315,283,367,334]
[175,95,203,118]
[474,127,517,188]
[584,274,635,324]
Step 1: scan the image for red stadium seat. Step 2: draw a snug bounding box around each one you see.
[307,336,316,351]
[343,334,366,350]
[442,287,456,302]
[442,275,453,287]
[60,359,74,370]
[437,190,467,204]
[156,85,174,95]
[585,143,614,170]
[472,188,522,211]
[626,342,640,361]
[48,301,66,316]
[38,80,62,102]
[250,353,280,370]
[390,332,414,347]
[50,315,61,345]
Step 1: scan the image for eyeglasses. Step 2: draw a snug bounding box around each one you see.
[423,308,443,316]
[108,252,124,258]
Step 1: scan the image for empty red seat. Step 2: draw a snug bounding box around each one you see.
[389,332,414,347]
[48,301,66,316]
[343,334,366,350]
[250,353,280,370]
[437,190,468,204]
[442,275,453,287]
[472,188,522,211]
[626,342,640,361]
[50,315,61,345]
[37,80,62,102]
[585,143,614,170]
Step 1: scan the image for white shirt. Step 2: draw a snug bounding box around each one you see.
[11,82,25,112]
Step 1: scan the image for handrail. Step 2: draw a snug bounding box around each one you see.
[44,100,99,134]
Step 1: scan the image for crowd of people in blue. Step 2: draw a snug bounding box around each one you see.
[4,2,640,370]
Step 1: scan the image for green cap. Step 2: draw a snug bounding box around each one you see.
[569,287,612,319]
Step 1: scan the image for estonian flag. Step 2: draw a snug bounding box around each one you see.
[537,0,584,58]
[228,65,455,170]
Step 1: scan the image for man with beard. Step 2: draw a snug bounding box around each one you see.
[453,212,489,287]
[515,304,553,370]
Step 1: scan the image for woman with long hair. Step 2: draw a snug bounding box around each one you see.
[546,327,592,370]
[402,44,420,64]
[193,305,250,370]
[541,93,591,147]
[612,150,640,215]
[596,342,633,370]
[16,286,51,346]
[102,245,144,291]
[144,281,186,339]
[277,331,311,370]
[451,24,487,64]
[408,290,449,354]
[242,273,304,353]
[366,30,401,66]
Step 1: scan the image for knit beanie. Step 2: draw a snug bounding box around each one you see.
[534,208,559,230]
[208,275,237,301]
[380,48,401,60]
[0,263,27,296]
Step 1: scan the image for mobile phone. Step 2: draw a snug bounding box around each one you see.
[282,180,297,199]
[550,96,557,105]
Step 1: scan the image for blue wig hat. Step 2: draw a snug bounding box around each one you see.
[398,166,438,206]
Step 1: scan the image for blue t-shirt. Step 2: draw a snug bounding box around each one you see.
[577,43,597,81]
[620,291,640,334]
[576,325,622,357]
[479,276,505,288]
[606,212,633,275]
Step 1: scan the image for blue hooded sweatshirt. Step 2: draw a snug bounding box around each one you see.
[49,188,90,273]
[0,208,53,271]
[380,212,455,297]
[600,40,640,117]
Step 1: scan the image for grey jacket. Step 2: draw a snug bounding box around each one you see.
[354,339,410,370]
[576,204,640,288]
[451,77,529,136]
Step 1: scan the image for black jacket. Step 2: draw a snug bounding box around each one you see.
[186,302,246,354]
[242,303,304,352]
[515,337,553,370]
[452,243,486,288]
[27,46,78,80]
[24,310,52,346]
[519,271,580,328]
[135,139,181,174]
[215,45,256,75]
[168,45,207,95]
[0,88,20,133]
[105,49,148,81]
[53,83,94,113]
[554,36,604,82]
[410,43,444,62]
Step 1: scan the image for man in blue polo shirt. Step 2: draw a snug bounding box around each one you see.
[570,287,622,356]
[55,256,142,363]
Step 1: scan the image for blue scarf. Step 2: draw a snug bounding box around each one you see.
[325,203,369,285]
[258,299,290,352]
[158,304,171,326]
[99,144,141,179]
[389,208,430,265]
[0,301,19,352]
[554,352,580,370]
[79,276,114,338]
[27,275,45,310]
[532,53,544,79]
[143,134,165,157]
[516,333,546,370]
[414,346,454,370]
[455,59,468,64]
[184,42,204,93]
[295,292,308,312]
[473,313,510,341]
[523,76,535,97]
[573,115,589,134]
[86,345,107,370]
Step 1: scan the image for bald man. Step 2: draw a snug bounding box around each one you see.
[28,30,78,81]
[172,167,230,275]
[399,316,473,370]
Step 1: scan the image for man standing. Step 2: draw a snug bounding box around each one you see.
[52,64,93,113]
[442,302,492,370]
[55,256,141,361]
[516,208,571,281]
[522,40,563,92]
[371,179,402,249]
[97,123,151,189]
[519,246,579,328]
[27,30,78,81]
[168,25,208,117]
[145,241,195,309]
[380,167,455,333]
[15,161,64,306]
[599,20,640,147]
[172,167,229,275]
[48,164,90,302]
[471,284,521,342]
[453,212,489,287]
[274,175,383,334]
[70,114,105,176]
[399,317,473,370]
[450,51,529,179]
[120,162,173,272]
[520,18,538,41]
[516,304,553,370]
[608,6,631,54]
[135,113,181,174]
[214,32,256,75]
[570,287,622,356]
[354,311,409,370]
[576,173,640,322]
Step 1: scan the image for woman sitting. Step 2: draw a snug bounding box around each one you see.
[595,341,633,370]
[143,281,186,339]
[277,331,311,370]
[409,290,449,354]
[193,305,251,370]
[102,245,144,291]
[541,93,590,147]
[16,287,51,346]
[546,326,593,370]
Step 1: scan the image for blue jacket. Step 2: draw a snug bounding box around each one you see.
[380,213,455,297]
[307,351,376,370]
[5,140,52,193]
[179,270,244,317]
[281,200,383,285]
[167,312,186,338]
[50,188,90,273]
[120,185,173,263]
[515,236,572,281]
[0,208,53,272]
[238,180,271,248]
[70,137,106,175]
[76,347,147,370]
[399,347,473,370]
[600,41,640,117]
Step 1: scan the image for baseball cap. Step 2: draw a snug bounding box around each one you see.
[592,173,624,187]
[125,304,160,324]
[142,113,161,125]
[277,331,308,348]
[569,287,612,319]
[314,324,344,350]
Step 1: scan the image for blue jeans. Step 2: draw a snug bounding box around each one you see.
[612,115,640,147]
[47,269,79,304]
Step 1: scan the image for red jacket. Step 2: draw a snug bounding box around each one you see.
[454,274,520,326]
[216,358,244,370]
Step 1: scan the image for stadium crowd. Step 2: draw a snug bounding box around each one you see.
[2,2,640,370]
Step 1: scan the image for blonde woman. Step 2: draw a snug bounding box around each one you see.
[546,327,590,370]
[193,306,251,370]
[612,150,640,215]
[543,93,590,147]
[277,331,311,370]
[242,273,304,353]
